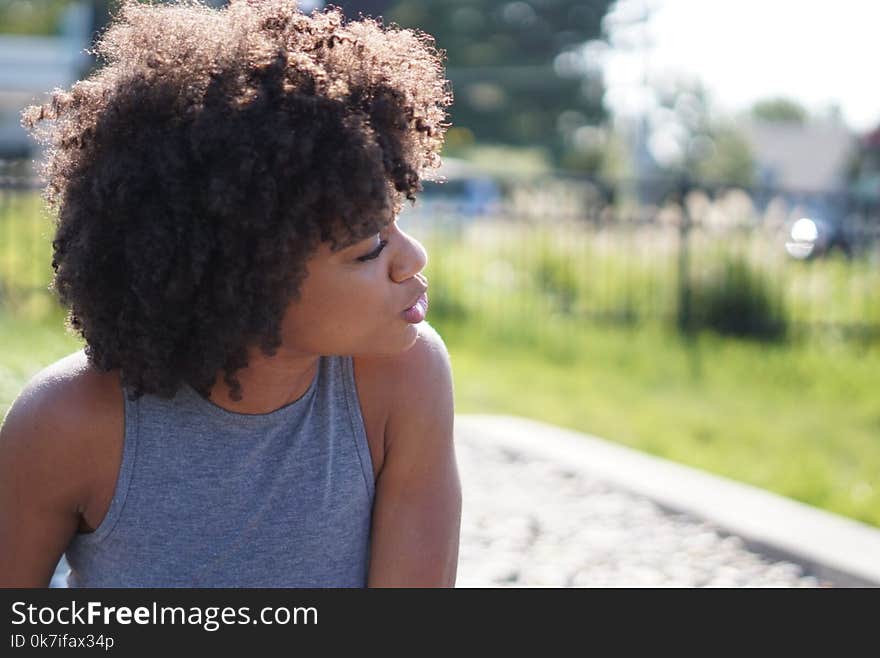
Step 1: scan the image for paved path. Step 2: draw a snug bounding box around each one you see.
[454,425,827,587]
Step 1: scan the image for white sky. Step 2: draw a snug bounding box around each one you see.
[599,0,880,132]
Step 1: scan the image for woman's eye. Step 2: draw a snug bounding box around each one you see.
[356,239,388,262]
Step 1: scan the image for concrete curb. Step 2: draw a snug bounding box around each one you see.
[455,414,880,587]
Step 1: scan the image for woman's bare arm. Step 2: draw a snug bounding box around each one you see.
[0,358,108,587]
[367,323,461,587]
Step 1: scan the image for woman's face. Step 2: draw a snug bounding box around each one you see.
[280,218,429,357]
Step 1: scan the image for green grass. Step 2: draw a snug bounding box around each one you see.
[0,305,83,420]
[0,190,56,306]
[438,312,880,528]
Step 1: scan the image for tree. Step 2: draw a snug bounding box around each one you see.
[0,0,77,35]
[751,97,808,124]
[73,1,616,167]
[692,122,755,187]
[646,79,755,187]
[384,0,615,164]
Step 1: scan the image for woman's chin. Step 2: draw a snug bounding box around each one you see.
[361,323,420,357]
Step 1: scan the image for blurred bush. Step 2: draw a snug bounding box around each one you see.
[534,243,579,315]
[688,253,788,342]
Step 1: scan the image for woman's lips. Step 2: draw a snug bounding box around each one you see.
[402,292,428,324]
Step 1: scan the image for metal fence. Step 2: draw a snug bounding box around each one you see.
[3,159,880,344]
[0,160,52,310]
[400,171,880,344]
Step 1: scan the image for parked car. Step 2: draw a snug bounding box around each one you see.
[784,215,852,260]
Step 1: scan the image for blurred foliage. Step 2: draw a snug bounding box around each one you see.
[0,0,77,35]
[384,0,614,165]
[751,96,809,124]
[534,241,578,314]
[650,79,756,187]
[559,125,629,179]
[449,143,553,177]
[5,0,617,172]
[688,253,788,342]
[0,190,55,309]
[692,121,756,187]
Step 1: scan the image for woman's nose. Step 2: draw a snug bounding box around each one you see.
[391,230,428,283]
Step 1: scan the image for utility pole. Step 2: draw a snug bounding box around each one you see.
[604,1,655,212]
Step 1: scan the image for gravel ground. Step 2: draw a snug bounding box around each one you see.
[454,430,830,588]
[50,427,832,588]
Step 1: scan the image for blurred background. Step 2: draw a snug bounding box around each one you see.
[0,0,877,542]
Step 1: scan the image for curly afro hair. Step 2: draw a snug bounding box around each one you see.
[20,0,452,402]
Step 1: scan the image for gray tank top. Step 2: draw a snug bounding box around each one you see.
[64,354,376,587]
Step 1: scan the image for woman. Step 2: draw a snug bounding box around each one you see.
[0,0,460,587]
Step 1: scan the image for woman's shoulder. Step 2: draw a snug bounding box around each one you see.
[354,322,452,397]
[351,322,454,481]
[16,349,123,426]
[393,321,452,380]
[0,350,126,575]
[0,349,123,504]
[360,321,453,419]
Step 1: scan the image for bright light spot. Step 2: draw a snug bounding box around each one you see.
[785,241,815,259]
[647,122,686,166]
[791,217,819,242]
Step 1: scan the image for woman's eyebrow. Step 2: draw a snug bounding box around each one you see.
[334,233,377,253]
[333,218,392,252]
